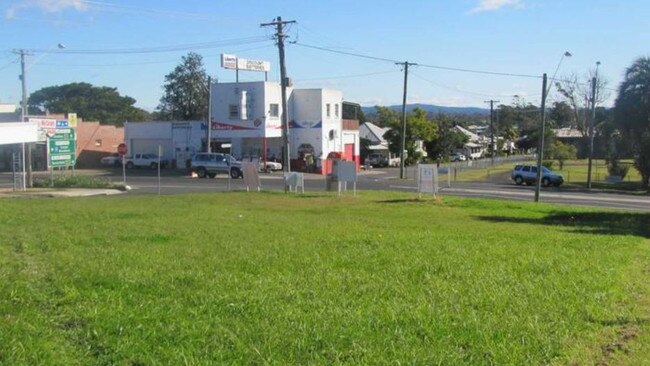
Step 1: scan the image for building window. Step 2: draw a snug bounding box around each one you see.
[326,104,331,118]
[335,104,339,117]
[229,104,239,119]
[95,139,102,147]
[270,104,279,118]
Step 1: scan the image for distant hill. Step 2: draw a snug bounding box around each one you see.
[361,104,489,116]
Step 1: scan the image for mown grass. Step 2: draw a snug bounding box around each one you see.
[0,192,649,365]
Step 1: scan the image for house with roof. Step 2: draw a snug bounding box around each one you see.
[359,122,401,166]
[454,125,488,159]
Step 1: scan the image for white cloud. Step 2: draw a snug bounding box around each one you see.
[469,0,522,13]
[6,0,88,19]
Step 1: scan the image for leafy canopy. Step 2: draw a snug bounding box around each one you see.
[28,82,150,125]
[157,52,209,121]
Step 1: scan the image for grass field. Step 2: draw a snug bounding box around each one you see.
[1,192,649,365]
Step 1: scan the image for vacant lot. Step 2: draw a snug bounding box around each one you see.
[1,192,648,365]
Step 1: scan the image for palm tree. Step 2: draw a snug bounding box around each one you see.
[614,57,650,190]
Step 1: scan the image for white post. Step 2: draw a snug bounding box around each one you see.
[157,145,162,195]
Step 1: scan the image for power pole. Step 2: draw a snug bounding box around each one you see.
[534,74,548,203]
[14,49,32,188]
[587,76,597,189]
[206,76,212,153]
[261,16,296,175]
[396,61,416,179]
[485,100,499,166]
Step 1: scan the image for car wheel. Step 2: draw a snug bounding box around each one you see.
[514,176,523,185]
[230,168,240,179]
[197,167,207,178]
[542,177,551,187]
[126,162,134,169]
[208,173,216,179]
[150,162,158,169]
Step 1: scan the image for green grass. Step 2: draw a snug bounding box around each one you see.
[557,159,642,184]
[1,192,649,365]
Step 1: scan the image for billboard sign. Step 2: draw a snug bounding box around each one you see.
[221,53,270,72]
[221,54,238,69]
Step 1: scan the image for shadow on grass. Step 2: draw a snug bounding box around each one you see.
[477,211,650,239]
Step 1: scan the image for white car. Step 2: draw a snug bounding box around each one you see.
[100,153,121,167]
[260,161,283,171]
[450,153,467,162]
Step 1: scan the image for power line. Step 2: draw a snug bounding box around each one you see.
[293,42,400,64]
[33,45,275,68]
[417,63,541,79]
[294,70,397,82]
[20,36,270,55]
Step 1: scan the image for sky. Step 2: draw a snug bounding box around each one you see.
[1,0,649,112]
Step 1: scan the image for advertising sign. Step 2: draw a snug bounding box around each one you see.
[221,54,238,69]
[237,58,271,72]
[221,53,270,72]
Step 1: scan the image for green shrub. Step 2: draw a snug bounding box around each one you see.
[33,175,113,189]
[542,160,555,170]
[607,161,630,179]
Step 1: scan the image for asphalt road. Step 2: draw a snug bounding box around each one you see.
[1,167,648,211]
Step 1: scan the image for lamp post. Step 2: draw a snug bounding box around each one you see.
[535,51,572,202]
[587,61,600,189]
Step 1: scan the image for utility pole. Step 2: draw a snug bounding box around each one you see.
[587,76,597,189]
[534,74,548,203]
[261,16,296,175]
[206,76,212,153]
[485,100,499,166]
[397,61,416,179]
[14,49,32,189]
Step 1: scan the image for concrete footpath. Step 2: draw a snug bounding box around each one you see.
[0,188,125,198]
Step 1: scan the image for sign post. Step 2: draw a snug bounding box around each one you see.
[157,145,162,195]
[417,164,439,199]
[118,143,127,186]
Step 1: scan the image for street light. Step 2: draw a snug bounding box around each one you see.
[587,61,601,189]
[535,51,572,202]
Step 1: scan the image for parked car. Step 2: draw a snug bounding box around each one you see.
[366,153,388,167]
[260,160,282,171]
[190,153,243,179]
[450,153,467,162]
[100,153,121,167]
[124,153,169,169]
[511,164,564,187]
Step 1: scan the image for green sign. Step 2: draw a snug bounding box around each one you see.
[49,139,75,154]
[50,128,76,141]
[48,129,76,168]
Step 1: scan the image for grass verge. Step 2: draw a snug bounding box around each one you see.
[0,192,648,364]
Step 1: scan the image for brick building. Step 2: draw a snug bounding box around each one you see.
[75,120,124,167]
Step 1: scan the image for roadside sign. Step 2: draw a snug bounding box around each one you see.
[48,129,76,168]
[418,164,439,198]
[67,113,77,127]
[118,143,127,156]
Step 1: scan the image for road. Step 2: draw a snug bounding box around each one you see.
[1,167,648,211]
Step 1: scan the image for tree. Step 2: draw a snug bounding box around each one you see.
[549,101,573,128]
[28,82,150,125]
[157,52,209,121]
[383,107,437,164]
[424,114,468,161]
[555,71,610,138]
[552,141,577,170]
[614,57,650,190]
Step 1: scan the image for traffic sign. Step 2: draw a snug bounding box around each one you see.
[50,153,76,167]
[49,139,75,154]
[118,143,127,156]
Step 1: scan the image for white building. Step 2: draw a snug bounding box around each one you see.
[210,81,359,173]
